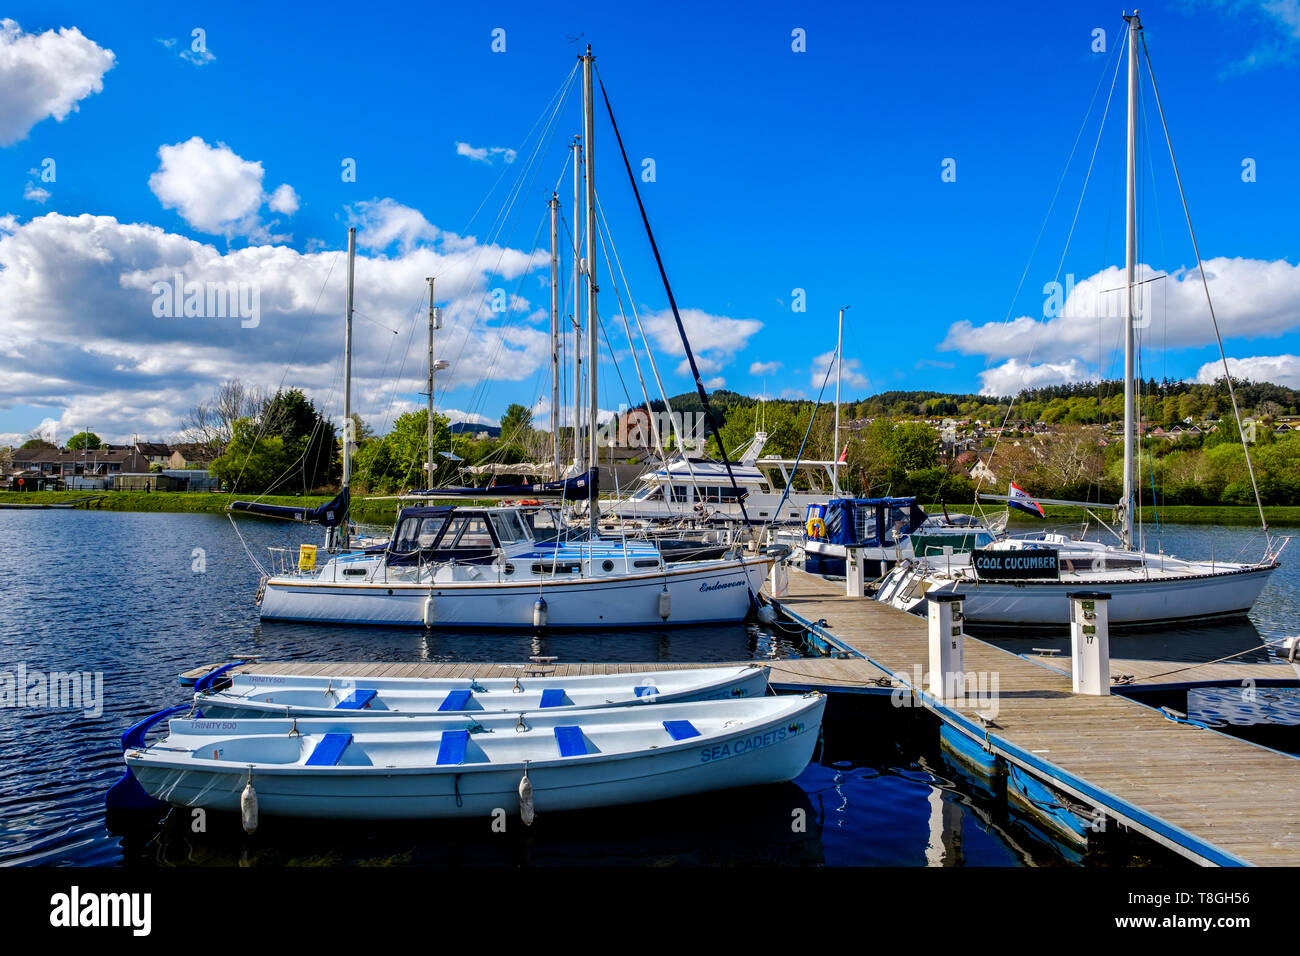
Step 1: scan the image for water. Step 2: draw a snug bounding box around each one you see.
[4,512,1280,867]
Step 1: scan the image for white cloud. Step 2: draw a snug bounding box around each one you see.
[0,19,115,146]
[0,209,551,442]
[977,358,1092,397]
[23,182,49,203]
[180,47,216,67]
[1194,354,1300,389]
[642,307,761,382]
[810,350,869,391]
[348,198,439,253]
[267,184,299,215]
[940,258,1300,366]
[442,408,497,427]
[704,376,726,389]
[148,138,297,240]
[748,360,782,376]
[455,141,517,165]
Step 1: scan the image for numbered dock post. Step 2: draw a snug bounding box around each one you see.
[927,593,965,699]
[768,558,789,597]
[845,547,866,597]
[1068,591,1111,695]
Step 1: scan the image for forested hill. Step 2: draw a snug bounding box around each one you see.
[660,378,1300,427]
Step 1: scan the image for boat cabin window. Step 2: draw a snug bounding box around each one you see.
[671,485,690,502]
[489,511,529,543]
[440,515,494,549]
[882,506,913,544]
[392,515,448,553]
[852,508,878,544]
[698,485,746,503]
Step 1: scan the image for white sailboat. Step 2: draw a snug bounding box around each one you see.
[875,13,1282,628]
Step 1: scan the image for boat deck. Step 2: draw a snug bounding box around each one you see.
[179,568,1300,866]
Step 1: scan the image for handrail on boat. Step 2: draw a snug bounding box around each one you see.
[120,703,191,753]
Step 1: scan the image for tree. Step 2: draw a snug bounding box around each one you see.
[351,409,452,493]
[209,418,292,493]
[19,437,57,450]
[260,388,339,491]
[66,431,102,451]
[181,379,265,455]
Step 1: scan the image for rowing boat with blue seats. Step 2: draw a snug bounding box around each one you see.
[192,665,770,719]
[119,694,826,820]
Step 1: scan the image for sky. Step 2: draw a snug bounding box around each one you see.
[2,0,1299,445]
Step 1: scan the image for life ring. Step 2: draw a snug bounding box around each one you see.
[806,517,827,540]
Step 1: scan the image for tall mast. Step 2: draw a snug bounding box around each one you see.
[834,305,849,495]
[1121,11,1140,551]
[549,194,561,479]
[341,226,355,548]
[425,277,438,488]
[582,45,599,536]
[571,135,584,472]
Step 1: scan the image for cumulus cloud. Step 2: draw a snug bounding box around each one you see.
[0,210,551,442]
[0,19,115,145]
[749,360,782,376]
[641,307,762,382]
[1194,354,1300,389]
[455,141,517,165]
[810,350,869,391]
[977,358,1092,397]
[148,137,297,240]
[23,182,49,203]
[939,257,1300,396]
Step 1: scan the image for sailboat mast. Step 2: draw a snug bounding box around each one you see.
[582,45,599,536]
[571,135,584,472]
[549,194,561,480]
[340,226,355,548]
[834,305,848,495]
[426,277,437,488]
[1121,11,1140,551]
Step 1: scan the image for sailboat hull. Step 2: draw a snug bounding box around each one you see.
[908,563,1276,628]
[260,556,772,629]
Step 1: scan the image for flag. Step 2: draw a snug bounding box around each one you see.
[837,443,849,464]
[1007,481,1045,518]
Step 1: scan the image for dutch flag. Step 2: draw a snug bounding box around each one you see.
[1007,481,1045,518]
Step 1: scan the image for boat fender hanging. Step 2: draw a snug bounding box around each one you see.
[423,593,436,628]
[241,769,258,835]
[658,587,671,620]
[756,604,776,625]
[519,762,535,826]
[533,596,548,628]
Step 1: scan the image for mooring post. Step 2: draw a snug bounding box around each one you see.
[927,593,965,699]
[1068,591,1111,695]
[845,546,866,596]
[768,558,789,597]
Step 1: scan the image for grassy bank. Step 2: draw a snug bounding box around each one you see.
[0,491,441,526]
[928,503,1298,527]
[4,490,1296,528]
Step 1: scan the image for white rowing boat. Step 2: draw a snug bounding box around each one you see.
[194,664,770,718]
[122,694,826,820]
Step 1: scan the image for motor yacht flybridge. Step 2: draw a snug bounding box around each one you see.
[588,431,844,527]
[874,13,1283,628]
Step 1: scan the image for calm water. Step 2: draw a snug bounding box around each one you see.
[4,511,1287,867]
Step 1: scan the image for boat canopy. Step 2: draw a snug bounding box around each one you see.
[823,497,927,547]
[407,467,597,502]
[228,488,350,527]
[385,505,552,565]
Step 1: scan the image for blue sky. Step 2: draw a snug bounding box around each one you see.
[2,0,1299,444]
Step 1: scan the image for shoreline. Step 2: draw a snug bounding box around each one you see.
[0,491,1295,527]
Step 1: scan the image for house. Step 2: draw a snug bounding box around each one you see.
[133,441,172,465]
[168,442,219,469]
[969,459,997,483]
[10,446,152,480]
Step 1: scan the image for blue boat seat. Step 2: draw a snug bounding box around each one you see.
[437,729,469,765]
[334,689,378,710]
[554,725,587,757]
[305,733,354,766]
[438,689,473,712]
[662,720,701,741]
[634,685,659,697]
[539,688,567,708]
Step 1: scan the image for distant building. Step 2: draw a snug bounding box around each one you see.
[10,446,152,484]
